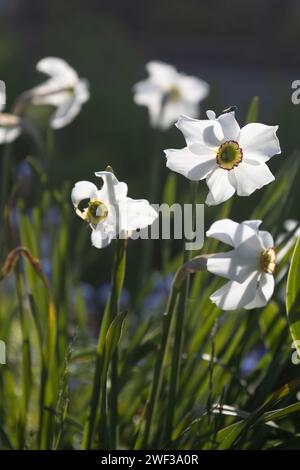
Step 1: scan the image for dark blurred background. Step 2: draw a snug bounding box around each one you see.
[1,0,300,183]
[1,0,299,289]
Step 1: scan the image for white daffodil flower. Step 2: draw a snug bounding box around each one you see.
[29,57,89,129]
[0,87,21,144]
[206,219,276,311]
[71,171,158,249]
[133,61,209,130]
[165,110,281,205]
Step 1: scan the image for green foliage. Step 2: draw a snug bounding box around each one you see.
[0,89,299,452]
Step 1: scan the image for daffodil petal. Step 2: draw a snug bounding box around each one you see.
[244,273,274,309]
[217,111,240,141]
[0,126,21,144]
[95,171,128,203]
[0,88,6,113]
[50,96,81,129]
[205,168,236,205]
[210,271,260,311]
[36,57,78,84]
[176,115,222,146]
[207,251,254,283]
[165,146,215,181]
[71,181,98,208]
[206,218,263,250]
[233,161,275,196]
[146,61,177,88]
[242,220,262,232]
[240,123,281,163]
[91,223,114,249]
[177,75,209,102]
[258,230,274,249]
[161,101,196,130]
[119,198,157,232]
[133,82,162,128]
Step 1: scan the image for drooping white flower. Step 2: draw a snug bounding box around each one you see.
[206,219,276,310]
[71,171,158,249]
[0,86,21,144]
[29,57,89,129]
[133,61,209,130]
[165,110,281,205]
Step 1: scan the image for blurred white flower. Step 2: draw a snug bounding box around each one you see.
[165,110,281,205]
[206,219,276,310]
[71,171,158,249]
[133,61,209,130]
[0,87,21,144]
[276,219,300,263]
[30,57,89,129]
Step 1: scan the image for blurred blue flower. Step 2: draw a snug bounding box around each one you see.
[9,207,20,231]
[80,282,97,316]
[15,160,35,199]
[142,274,173,311]
[44,206,61,229]
[42,258,52,281]
[240,344,266,378]
[40,232,52,258]
[97,282,130,311]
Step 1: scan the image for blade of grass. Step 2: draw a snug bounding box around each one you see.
[164,181,198,442]
[286,237,300,357]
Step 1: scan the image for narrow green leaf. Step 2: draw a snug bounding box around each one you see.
[286,237,300,356]
[104,311,128,370]
[245,96,259,124]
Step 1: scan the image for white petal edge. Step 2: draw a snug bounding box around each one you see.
[165,146,215,181]
[244,273,274,309]
[210,271,260,311]
[240,123,281,163]
[216,111,240,141]
[71,181,98,207]
[119,198,158,232]
[205,168,236,206]
[206,218,262,248]
[233,161,275,197]
[176,115,223,147]
[36,57,78,84]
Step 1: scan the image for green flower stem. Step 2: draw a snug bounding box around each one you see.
[0,144,13,262]
[136,280,180,449]
[139,128,162,290]
[137,264,208,448]
[15,266,31,449]
[109,238,127,449]
[82,237,126,450]
[164,181,198,443]
[82,300,110,450]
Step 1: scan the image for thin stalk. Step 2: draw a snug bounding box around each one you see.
[81,300,110,449]
[81,238,126,450]
[135,281,180,449]
[15,265,32,449]
[164,181,198,442]
[0,143,12,262]
[138,128,162,290]
[108,238,126,449]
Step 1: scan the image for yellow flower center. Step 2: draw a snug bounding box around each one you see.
[216,140,243,170]
[168,86,181,101]
[260,248,276,274]
[84,200,108,226]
